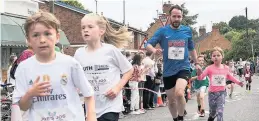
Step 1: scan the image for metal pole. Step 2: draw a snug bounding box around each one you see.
[49,0,54,13]
[246,7,254,62]
[123,0,125,25]
[95,0,98,14]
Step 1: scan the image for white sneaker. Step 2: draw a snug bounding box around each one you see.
[137,109,145,114]
[130,111,141,115]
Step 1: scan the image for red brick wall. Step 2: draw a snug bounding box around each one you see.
[196,30,231,53]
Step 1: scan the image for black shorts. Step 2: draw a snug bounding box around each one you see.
[226,80,234,85]
[163,70,191,90]
[97,112,119,121]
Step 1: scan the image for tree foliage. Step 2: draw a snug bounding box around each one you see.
[213,22,232,35]
[60,0,85,9]
[229,15,247,30]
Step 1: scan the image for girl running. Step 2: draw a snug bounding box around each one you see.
[74,13,134,121]
[190,55,209,117]
[244,63,253,92]
[226,61,236,98]
[12,12,96,121]
[197,47,243,121]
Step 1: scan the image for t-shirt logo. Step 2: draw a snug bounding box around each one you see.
[29,79,33,85]
[43,75,50,82]
[60,74,68,86]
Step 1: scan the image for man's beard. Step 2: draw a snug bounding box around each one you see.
[171,22,181,28]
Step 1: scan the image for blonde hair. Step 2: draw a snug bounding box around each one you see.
[24,11,60,37]
[211,46,224,57]
[83,13,133,48]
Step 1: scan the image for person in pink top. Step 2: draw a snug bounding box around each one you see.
[197,47,244,121]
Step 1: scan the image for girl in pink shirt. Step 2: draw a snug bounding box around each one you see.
[197,47,243,121]
[244,63,253,92]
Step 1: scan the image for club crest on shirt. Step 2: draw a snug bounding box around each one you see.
[43,75,50,82]
[29,79,33,85]
[60,74,68,85]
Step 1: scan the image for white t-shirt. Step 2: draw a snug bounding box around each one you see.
[13,52,94,121]
[74,43,132,118]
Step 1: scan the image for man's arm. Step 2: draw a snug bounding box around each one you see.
[145,28,163,53]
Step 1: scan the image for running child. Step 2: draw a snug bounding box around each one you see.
[74,13,134,121]
[190,55,209,117]
[12,12,96,121]
[197,47,243,121]
[226,61,237,98]
[244,62,253,92]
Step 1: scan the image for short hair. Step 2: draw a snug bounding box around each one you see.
[169,5,183,15]
[24,11,60,37]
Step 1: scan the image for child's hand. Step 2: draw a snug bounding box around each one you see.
[105,86,121,99]
[239,81,244,87]
[196,65,202,76]
[28,76,51,97]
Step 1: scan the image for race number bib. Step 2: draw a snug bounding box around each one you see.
[168,47,184,60]
[87,75,109,95]
[34,107,75,121]
[211,75,226,86]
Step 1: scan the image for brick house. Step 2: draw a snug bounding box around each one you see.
[39,1,147,56]
[195,26,231,54]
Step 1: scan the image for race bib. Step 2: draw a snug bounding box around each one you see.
[211,75,226,86]
[87,75,110,95]
[34,107,75,121]
[168,47,184,60]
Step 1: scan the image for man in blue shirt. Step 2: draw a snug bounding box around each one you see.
[145,5,200,121]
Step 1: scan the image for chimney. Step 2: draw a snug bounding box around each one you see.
[199,26,206,36]
[162,2,172,15]
[212,25,219,35]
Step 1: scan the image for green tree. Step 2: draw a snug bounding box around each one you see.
[224,30,241,42]
[224,29,258,61]
[229,15,247,30]
[180,3,199,37]
[60,0,85,9]
[248,19,259,30]
[213,22,232,35]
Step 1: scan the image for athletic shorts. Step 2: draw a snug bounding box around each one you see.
[163,70,191,90]
[196,86,208,94]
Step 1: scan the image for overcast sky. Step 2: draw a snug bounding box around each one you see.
[78,0,259,32]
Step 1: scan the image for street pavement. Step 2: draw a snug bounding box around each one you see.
[120,75,259,121]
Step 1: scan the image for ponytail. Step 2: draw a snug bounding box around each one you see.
[102,17,133,48]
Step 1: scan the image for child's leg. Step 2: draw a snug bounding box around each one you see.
[208,92,217,119]
[215,91,225,121]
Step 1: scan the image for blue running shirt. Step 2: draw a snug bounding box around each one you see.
[145,25,195,77]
